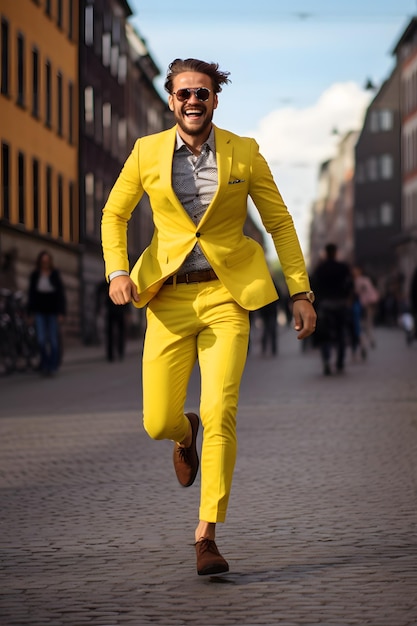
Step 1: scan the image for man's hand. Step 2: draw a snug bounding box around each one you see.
[293,300,317,340]
[109,275,140,305]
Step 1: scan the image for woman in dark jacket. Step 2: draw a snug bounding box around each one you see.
[28,250,66,375]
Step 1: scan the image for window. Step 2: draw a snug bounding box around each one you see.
[118,118,127,155]
[57,174,63,237]
[68,0,74,39]
[110,45,119,76]
[17,33,25,107]
[46,166,52,232]
[68,81,74,143]
[32,47,39,117]
[32,158,40,230]
[1,142,10,220]
[18,152,25,224]
[369,111,379,132]
[102,33,111,66]
[57,0,63,28]
[84,86,94,136]
[45,61,52,127]
[57,72,63,136]
[103,102,111,128]
[1,18,9,96]
[102,102,111,150]
[118,55,127,84]
[380,154,393,180]
[85,172,95,235]
[380,202,393,226]
[380,110,393,131]
[84,86,94,122]
[85,6,94,45]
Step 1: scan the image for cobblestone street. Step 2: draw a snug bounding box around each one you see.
[1,325,416,625]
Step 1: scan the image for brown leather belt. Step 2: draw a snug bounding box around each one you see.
[164,269,218,285]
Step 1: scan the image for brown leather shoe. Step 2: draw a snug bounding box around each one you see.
[173,412,199,487]
[195,538,229,575]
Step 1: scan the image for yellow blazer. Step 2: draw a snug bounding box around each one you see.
[101,125,311,310]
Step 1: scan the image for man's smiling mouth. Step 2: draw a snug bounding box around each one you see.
[184,108,203,118]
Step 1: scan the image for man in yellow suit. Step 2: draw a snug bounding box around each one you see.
[101,58,316,576]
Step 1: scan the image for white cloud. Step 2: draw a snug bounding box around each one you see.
[251,81,371,164]
[248,82,372,258]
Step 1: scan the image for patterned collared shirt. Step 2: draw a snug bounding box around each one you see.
[172,127,217,273]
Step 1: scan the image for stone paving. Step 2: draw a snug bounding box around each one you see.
[0,325,416,625]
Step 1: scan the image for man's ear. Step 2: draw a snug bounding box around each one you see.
[168,95,174,111]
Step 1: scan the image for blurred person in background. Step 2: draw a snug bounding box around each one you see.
[28,251,66,376]
[259,298,279,357]
[312,243,353,375]
[352,265,379,352]
[97,280,129,362]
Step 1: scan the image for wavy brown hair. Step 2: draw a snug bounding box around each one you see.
[164,58,231,95]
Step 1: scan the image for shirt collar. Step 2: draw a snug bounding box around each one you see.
[175,126,216,154]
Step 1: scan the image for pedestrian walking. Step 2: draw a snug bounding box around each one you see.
[96,280,129,362]
[259,299,279,357]
[311,243,353,375]
[27,250,66,376]
[352,265,379,351]
[101,57,316,576]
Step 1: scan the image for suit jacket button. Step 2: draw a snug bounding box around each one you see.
[196,232,201,237]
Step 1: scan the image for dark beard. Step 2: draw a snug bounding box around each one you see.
[176,110,213,137]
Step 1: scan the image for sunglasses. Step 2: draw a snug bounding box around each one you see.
[172,87,211,102]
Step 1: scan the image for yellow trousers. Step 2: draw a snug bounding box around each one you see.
[142,279,250,523]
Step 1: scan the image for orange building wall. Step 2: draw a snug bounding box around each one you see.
[0,0,79,243]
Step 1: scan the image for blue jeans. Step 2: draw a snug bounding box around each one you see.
[35,314,60,373]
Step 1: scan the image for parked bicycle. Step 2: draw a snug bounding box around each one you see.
[0,289,41,375]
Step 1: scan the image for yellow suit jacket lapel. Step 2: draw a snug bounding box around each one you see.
[158,127,194,225]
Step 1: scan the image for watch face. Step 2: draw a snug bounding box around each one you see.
[307,291,315,303]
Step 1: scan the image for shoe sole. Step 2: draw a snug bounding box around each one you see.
[197,562,229,576]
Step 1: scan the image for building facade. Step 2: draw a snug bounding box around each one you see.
[393,17,417,304]
[0,0,80,337]
[353,66,402,292]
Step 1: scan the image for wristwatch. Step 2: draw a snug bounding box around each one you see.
[291,291,315,304]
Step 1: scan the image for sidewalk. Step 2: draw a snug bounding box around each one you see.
[0,326,416,625]
[62,337,143,366]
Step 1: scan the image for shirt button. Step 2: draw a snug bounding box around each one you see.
[196,232,201,237]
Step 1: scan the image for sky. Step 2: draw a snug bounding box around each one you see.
[128,1,417,258]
